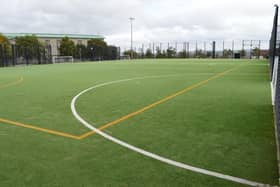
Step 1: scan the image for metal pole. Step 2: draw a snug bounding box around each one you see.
[142,43,144,58]
[0,44,3,67]
[232,40,234,58]
[187,42,189,58]
[204,41,206,55]
[79,47,82,61]
[129,17,135,59]
[183,42,186,58]
[270,5,279,76]
[258,40,261,59]
[212,41,216,59]
[12,44,15,66]
[242,40,244,59]
[250,40,252,59]
[222,40,225,57]
[195,41,198,57]
[153,42,155,58]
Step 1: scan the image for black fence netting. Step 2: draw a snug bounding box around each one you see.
[270,5,279,78]
[0,44,53,67]
[270,4,280,180]
[0,44,120,67]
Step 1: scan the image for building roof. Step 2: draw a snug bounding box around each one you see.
[3,33,104,40]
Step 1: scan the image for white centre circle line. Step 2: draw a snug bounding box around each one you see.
[70,75,272,187]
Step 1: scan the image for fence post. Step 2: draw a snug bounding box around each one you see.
[258,40,261,59]
[195,41,198,57]
[183,42,186,58]
[153,42,155,58]
[141,44,144,58]
[222,40,225,57]
[232,40,234,58]
[48,45,52,63]
[212,41,216,59]
[175,42,177,57]
[0,44,3,67]
[2,44,6,67]
[11,44,16,66]
[187,42,189,58]
[38,46,41,64]
[203,41,206,56]
[250,40,253,59]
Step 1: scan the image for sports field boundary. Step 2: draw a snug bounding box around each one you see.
[0,65,277,186]
[0,118,81,140]
[0,76,23,89]
[0,67,244,141]
[0,71,231,140]
[0,73,219,140]
[71,65,277,187]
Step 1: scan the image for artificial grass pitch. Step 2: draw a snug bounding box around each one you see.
[0,59,278,186]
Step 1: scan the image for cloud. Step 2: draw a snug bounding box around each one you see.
[0,0,278,49]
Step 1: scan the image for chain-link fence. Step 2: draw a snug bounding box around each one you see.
[0,44,121,67]
[121,40,269,59]
[0,44,54,67]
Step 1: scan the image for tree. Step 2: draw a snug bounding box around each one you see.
[240,49,246,58]
[167,47,176,58]
[59,37,75,56]
[195,49,207,58]
[15,35,42,64]
[252,47,260,57]
[223,49,233,58]
[0,33,11,57]
[156,47,167,58]
[75,44,87,60]
[145,49,153,58]
[178,50,187,58]
[87,39,107,60]
[0,34,11,66]
[123,50,137,59]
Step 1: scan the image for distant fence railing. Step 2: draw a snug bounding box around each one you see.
[0,44,121,67]
[122,40,269,59]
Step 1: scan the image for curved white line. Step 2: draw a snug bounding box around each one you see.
[71,75,273,187]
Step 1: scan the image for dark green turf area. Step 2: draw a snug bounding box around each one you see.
[0,59,278,186]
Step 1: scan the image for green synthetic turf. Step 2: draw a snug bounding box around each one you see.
[0,59,278,187]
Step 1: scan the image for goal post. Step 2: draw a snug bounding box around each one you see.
[52,56,74,64]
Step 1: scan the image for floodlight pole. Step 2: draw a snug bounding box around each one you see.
[129,17,135,59]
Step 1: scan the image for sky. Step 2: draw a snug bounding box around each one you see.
[0,0,278,49]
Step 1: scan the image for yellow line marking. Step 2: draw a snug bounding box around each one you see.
[0,77,23,89]
[78,66,239,139]
[0,118,81,140]
[0,66,239,140]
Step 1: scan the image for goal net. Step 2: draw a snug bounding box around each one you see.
[52,56,74,63]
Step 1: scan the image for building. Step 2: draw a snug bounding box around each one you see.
[3,33,105,56]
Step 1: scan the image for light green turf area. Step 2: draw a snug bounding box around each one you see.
[0,59,278,187]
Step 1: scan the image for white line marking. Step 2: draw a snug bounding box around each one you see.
[71,75,276,187]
